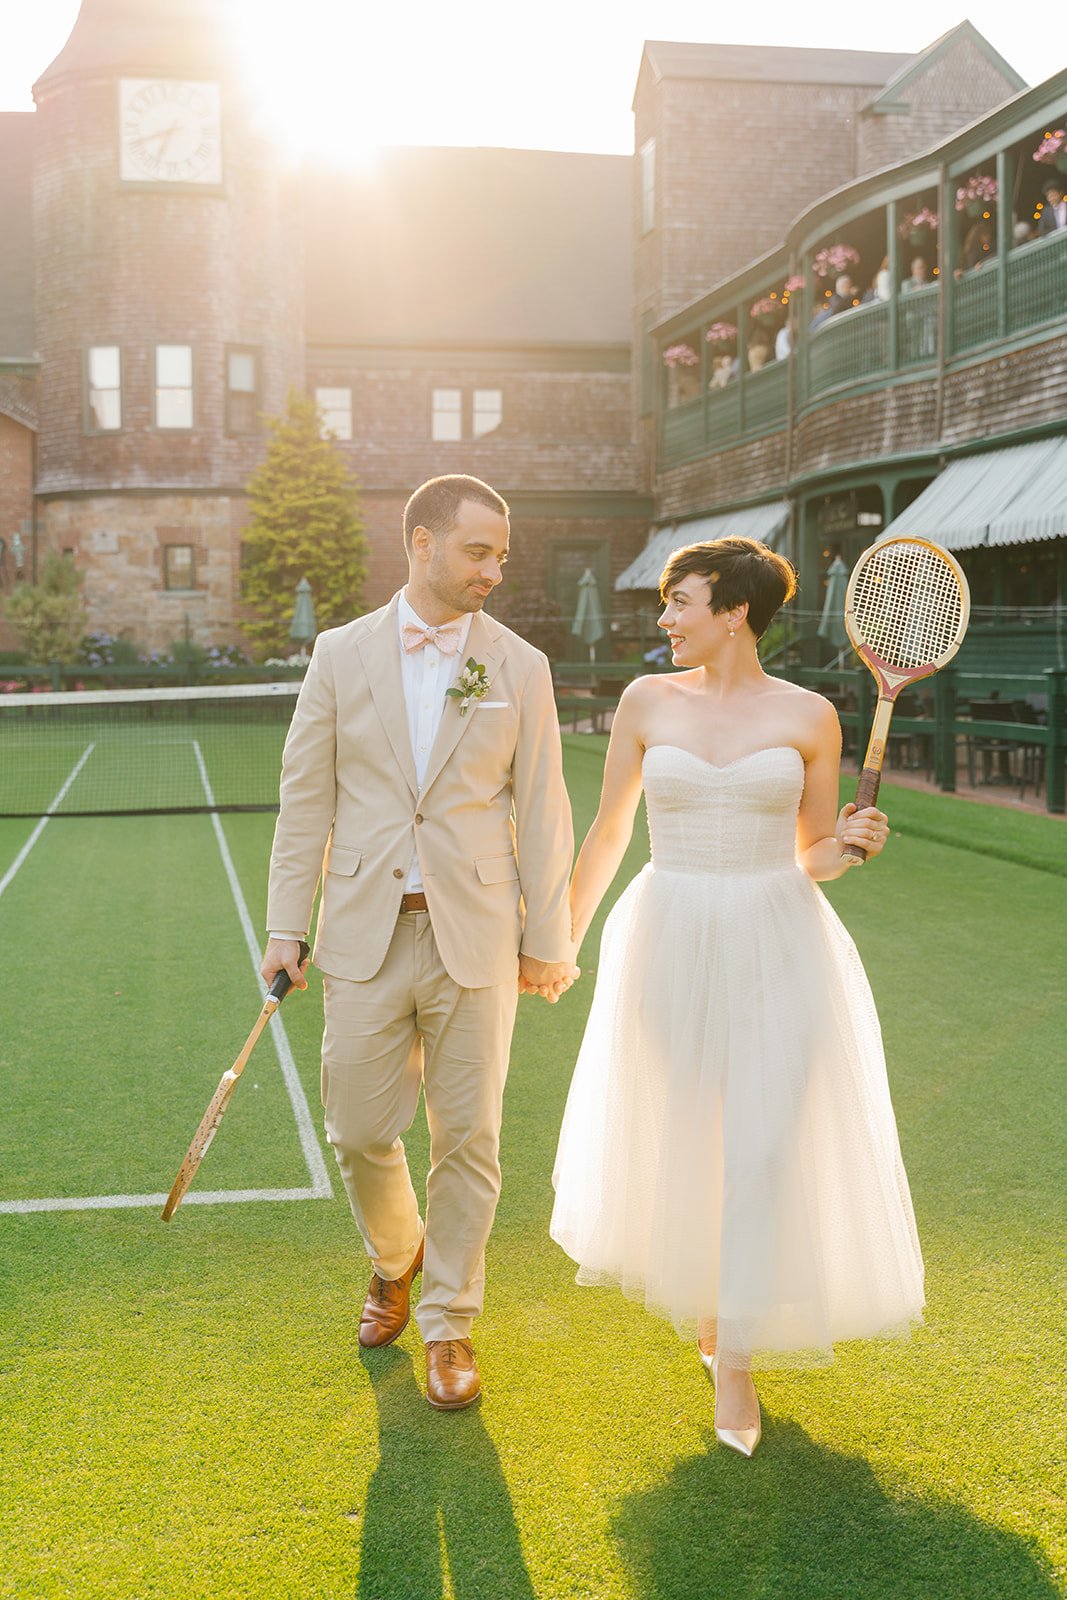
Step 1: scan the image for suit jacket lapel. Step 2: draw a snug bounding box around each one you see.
[358,596,418,798]
[418,610,508,799]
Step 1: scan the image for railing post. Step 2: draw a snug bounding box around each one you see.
[1046,667,1065,814]
[935,667,957,792]
[887,197,899,372]
[996,147,1010,340]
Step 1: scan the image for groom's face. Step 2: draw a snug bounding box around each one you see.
[425,500,510,615]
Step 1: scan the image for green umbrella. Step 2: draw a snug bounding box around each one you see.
[817,555,850,660]
[571,568,607,662]
[289,577,317,647]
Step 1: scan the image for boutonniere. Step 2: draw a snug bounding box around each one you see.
[446,658,492,716]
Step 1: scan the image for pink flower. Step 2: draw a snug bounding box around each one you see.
[784,275,806,293]
[750,296,781,319]
[1033,130,1067,164]
[955,175,998,211]
[704,321,738,346]
[813,244,860,277]
[662,343,700,368]
[899,208,939,237]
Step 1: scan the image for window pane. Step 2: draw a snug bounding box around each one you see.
[157,345,192,386]
[164,545,194,590]
[90,390,122,431]
[432,388,463,441]
[228,351,256,392]
[157,388,194,429]
[89,346,120,389]
[472,389,502,438]
[315,387,352,440]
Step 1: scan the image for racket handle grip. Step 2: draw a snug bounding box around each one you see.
[268,940,310,1002]
[844,767,883,863]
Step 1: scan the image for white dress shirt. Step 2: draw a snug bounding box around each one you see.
[270,590,472,937]
[396,589,473,892]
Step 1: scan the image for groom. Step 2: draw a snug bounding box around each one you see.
[261,474,576,1410]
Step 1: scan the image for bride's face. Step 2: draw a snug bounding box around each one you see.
[658,575,729,665]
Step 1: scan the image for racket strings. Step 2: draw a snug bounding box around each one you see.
[851,545,964,668]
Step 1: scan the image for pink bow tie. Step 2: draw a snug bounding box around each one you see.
[401,620,464,655]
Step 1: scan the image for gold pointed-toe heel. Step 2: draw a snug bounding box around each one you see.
[710,1356,762,1458]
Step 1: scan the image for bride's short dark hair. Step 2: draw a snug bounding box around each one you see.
[659,536,798,640]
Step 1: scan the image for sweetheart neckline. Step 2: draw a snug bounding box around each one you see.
[642,743,803,772]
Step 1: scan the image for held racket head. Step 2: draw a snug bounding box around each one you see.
[844,536,970,701]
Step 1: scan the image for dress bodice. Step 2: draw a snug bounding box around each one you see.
[642,744,804,875]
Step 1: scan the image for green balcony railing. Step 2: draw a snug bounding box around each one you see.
[899,286,939,365]
[743,358,788,432]
[1007,229,1067,336]
[953,264,999,353]
[802,301,888,398]
[661,396,705,460]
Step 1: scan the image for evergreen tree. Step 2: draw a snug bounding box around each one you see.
[4,551,88,666]
[240,389,369,654]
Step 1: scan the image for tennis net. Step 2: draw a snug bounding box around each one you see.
[0,683,301,818]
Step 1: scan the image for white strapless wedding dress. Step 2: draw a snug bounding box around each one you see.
[551,744,925,1369]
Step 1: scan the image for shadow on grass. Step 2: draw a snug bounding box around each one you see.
[357,1343,534,1600]
[614,1416,1059,1600]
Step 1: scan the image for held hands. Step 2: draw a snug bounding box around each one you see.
[261,937,310,992]
[837,802,890,863]
[518,955,581,1004]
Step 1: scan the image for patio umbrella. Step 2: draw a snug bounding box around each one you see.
[289,577,317,650]
[571,568,607,662]
[817,555,850,665]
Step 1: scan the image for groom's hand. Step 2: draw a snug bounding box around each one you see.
[518,956,580,1004]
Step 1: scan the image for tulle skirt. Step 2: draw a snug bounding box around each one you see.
[550,863,925,1369]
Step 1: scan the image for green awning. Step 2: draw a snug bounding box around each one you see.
[881,439,1067,549]
[614,502,790,591]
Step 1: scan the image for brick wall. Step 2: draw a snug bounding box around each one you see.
[32,77,305,497]
[305,357,639,495]
[656,431,789,521]
[37,493,241,650]
[941,334,1067,445]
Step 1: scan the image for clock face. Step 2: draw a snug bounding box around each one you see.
[120,79,222,185]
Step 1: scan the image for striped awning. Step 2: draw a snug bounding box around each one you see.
[614,502,790,591]
[880,438,1067,550]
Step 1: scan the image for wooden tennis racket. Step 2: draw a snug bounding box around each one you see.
[162,942,309,1221]
[843,536,970,862]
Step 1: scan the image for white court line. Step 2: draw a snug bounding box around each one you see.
[0,742,96,900]
[192,740,332,1199]
[0,740,332,1218]
[1,1187,323,1215]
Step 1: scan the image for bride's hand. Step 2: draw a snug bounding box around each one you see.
[837,802,890,860]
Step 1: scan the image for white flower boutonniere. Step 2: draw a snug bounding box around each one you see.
[446,658,492,716]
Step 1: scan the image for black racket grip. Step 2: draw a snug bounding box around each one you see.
[268,940,310,1002]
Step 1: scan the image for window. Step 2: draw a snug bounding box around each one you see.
[226,347,259,434]
[86,346,121,431]
[431,388,463,441]
[472,389,503,438]
[315,386,353,441]
[163,544,195,590]
[640,139,656,235]
[155,345,193,429]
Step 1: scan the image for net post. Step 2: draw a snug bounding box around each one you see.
[1046,668,1065,814]
[934,667,957,792]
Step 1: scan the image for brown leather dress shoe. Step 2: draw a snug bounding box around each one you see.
[358,1238,424,1349]
[425,1338,481,1410]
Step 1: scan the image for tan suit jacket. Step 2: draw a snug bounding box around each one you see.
[267,595,574,989]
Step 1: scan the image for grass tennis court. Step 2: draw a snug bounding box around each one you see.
[0,734,1064,1598]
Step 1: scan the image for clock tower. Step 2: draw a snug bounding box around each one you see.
[32,0,305,648]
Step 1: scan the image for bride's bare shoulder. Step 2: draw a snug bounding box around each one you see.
[621,671,693,704]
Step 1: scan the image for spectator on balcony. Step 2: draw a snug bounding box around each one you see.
[958,219,995,274]
[1013,219,1036,246]
[1039,180,1067,235]
[901,256,933,292]
[861,257,890,303]
[747,333,773,372]
[810,274,857,329]
[709,354,737,389]
[775,313,796,360]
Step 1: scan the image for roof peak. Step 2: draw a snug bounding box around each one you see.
[34,0,235,98]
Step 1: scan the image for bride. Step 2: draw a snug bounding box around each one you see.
[551,536,924,1457]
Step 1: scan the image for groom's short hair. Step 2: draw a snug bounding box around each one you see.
[404,475,510,555]
[659,536,797,640]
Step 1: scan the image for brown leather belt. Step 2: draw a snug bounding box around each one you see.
[399,892,429,914]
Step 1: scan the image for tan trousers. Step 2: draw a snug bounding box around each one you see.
[321,911,519,1342]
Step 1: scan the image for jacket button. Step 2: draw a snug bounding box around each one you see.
[393,867,404,878]
[414,813,424,824]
